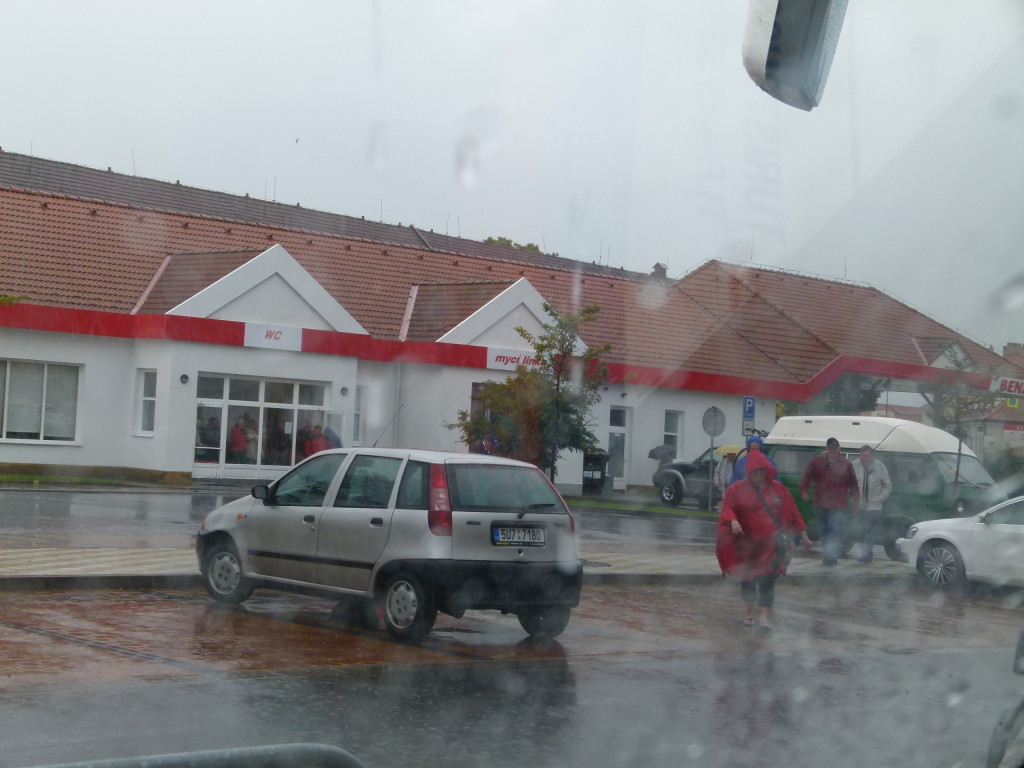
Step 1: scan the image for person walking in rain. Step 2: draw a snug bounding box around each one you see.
[717,450,810,632]
[851,444,892,563]
[800,437,859,567]
[728,434,777,487]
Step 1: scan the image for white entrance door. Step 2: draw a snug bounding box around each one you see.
[608,406,631,491]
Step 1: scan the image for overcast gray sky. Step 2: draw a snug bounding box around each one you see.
[3,1,1023,351]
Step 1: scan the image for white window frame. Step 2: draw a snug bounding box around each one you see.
[663,410,682,453]
[0,359,81,443]
[352,385,366,445]
[136,369,157,436]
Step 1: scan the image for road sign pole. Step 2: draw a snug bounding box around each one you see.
[702,406,726,512]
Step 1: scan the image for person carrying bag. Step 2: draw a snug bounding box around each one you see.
[716,450,811,632]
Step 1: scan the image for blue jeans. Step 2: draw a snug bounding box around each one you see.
[857,510,881,561]
[818,508,845,563]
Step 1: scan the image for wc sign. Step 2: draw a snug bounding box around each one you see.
[244,323,302,351]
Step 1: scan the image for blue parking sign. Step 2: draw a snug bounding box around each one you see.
[743,397,756,420]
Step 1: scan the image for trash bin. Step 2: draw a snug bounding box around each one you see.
[582,451,609,495]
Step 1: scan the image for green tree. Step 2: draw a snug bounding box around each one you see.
[816,374,884,415]
[918,345,997,440]
[455,304,610,479]
[484,236,543,254]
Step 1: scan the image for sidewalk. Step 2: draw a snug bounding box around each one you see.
[0,484,915,590]
[0,541,912,591]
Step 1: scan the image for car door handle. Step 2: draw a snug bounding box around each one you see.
[303,515,316,524]
[370,517,383,527]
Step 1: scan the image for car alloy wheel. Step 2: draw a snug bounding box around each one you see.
[919,542,965,588]
[659,482,682,506]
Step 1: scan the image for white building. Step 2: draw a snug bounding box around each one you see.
[2,153,1021,493]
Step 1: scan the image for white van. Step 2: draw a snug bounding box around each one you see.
[764,416,1005,560]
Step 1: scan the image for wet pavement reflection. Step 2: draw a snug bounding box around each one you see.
[0,582,1021,768]
[0,489,713,552]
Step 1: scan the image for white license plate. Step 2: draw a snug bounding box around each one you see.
[492,525,546,546]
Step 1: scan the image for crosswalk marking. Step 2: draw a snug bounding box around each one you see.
[0,548,198,576]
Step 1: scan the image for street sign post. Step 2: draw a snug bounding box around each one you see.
[702,407,726,510]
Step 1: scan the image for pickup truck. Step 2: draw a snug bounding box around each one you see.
[651,447,722,509]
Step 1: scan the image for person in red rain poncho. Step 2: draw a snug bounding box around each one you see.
[716,448,811,632]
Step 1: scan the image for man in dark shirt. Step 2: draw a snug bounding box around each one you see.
[799,436,860,567]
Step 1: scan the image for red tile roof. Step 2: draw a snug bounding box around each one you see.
[2,154,1023,395]
[403,282,515,342]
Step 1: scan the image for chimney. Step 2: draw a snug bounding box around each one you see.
[652,263,668,279]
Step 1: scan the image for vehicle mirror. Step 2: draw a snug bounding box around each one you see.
[251,485,270,502]
[742,0,849,111]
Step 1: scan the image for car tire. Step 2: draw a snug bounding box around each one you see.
[381,572,436,642]
[518,605,571,640]
[659,482,683,506]
[203,540,255,604]
[883,540,901,561]
[918,542,966,588]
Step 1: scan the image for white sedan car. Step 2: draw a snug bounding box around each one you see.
[896,496,1024,588]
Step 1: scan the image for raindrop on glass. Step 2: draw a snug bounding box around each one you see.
[991,273,1024,314]
[367,122,387,171]
[456,136,481,188]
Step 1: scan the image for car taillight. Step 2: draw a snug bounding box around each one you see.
[428,463,452,536]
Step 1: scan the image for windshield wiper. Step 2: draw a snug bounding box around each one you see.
[518,503,555,519]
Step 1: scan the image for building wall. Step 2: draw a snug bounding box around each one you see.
[2,318,785,491]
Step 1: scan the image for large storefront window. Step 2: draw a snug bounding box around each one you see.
[0,360,79,441]
[193,374,339,469]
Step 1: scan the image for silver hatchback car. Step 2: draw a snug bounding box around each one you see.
[195,448,583,641]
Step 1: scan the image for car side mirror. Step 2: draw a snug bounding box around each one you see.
[742,0,849,111]
[251,485,271,504]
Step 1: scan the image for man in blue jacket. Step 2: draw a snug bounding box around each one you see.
[728,434,777,487]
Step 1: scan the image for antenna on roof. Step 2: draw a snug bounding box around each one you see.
[131,149,136,176]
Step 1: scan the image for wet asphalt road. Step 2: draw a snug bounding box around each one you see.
[0,580,1022,768]
[0,490,1023,768]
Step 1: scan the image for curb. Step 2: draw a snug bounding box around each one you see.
[0,574,204,591]
[0,570,914,592]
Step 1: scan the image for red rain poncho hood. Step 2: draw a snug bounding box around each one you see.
[744,447,776,482]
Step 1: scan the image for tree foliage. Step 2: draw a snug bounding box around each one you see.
[918,345,998,439]
[484,236,543,253]
[455,304,610,479]
[817,374,884,415]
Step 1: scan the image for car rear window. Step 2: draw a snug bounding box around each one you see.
[447,464,564,512]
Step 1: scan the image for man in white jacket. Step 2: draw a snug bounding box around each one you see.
[852,445,893,563]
